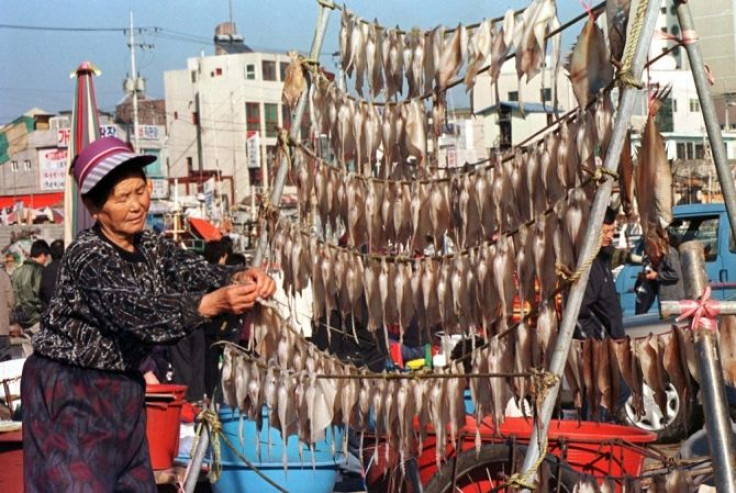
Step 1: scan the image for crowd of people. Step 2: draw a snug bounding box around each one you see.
[0,238,64,360]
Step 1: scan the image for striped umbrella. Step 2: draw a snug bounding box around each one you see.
[63,61,101,244]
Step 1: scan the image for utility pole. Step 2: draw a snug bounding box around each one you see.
[125,11,156,153]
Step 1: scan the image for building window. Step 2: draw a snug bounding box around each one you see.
[672,99,678,113]
[23,160,31,171]
[215,67,223,76]
[245,64,256,80]
[246,102,261,133]
[191,71,197,83]
[695,143,705,159]
[279,62,289,82]
[264,103,279,138]
[262,61,277,81]
[508,91,518,102]
[659,97,674,132]
[690,99,701,112]
[281,104,292,130]
[540,88,551,101]
[10,161,18,172]
[676,142,687,159]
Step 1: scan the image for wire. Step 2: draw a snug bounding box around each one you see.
[0,23,128,32]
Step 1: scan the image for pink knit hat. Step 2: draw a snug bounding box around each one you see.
[73,137,156,194]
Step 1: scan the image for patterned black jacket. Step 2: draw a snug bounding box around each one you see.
[33,226,236,372]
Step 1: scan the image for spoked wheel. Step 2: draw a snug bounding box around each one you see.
[423,444,577,493]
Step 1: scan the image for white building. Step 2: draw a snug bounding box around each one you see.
[164,49,293,206]
[472,8,736,160]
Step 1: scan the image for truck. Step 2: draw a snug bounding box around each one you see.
[615,203,736,317]
[614,203,736,441]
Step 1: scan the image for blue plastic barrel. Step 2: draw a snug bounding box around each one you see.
[211,406,344,493]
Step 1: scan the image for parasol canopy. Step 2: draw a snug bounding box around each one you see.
[63,61,101,244]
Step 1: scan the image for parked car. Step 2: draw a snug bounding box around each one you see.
[615,203,736,317]
[618,312,736,442]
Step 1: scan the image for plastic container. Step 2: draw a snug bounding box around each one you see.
[500,417,657,479]
[0,430,23,493]
[214,460,343,493]
[211,406,344,493]
[145,384,187,470]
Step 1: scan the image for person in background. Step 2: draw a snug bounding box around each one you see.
[0,266,13,361]
[575,207,624,340]
[574,207,628,422]
[4,253,16,275]
[635,236,685,314]
[201,241,247,398]
[39,239,65,308]
[169,238,231,402]
[11,239,50,333]
[22,137,276,492]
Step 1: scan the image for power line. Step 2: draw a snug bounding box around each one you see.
[0,24,129,32]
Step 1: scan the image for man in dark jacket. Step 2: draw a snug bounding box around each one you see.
[39,239,64,308]
[11,239,49,331]
[575,208,624,340]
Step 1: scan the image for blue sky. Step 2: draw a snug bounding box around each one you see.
[0,0,584,124]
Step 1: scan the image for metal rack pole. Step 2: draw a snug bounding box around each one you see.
[251,5,332,267]
[675,0,736,247]
[183,4,333,491]
[677,241,736,490]
[518,0,662,486]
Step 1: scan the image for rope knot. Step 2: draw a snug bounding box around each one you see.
[675,285,720,331]
[530,368,560,408]
[506,472,537,490]
[592,167,619,184]
[194,409,223,482]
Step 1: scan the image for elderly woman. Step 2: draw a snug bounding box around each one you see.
[21,137,276,492]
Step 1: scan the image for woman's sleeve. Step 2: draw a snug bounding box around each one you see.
[74,250,208,344]
[159,236,239,293]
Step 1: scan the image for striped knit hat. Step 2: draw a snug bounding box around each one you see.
[73,137,156,195]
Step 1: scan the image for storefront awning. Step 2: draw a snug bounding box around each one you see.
[0,192,64,210]
[188,217,222,242]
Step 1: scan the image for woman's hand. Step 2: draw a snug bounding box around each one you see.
[232,268,276,299]
[198,283,259,317]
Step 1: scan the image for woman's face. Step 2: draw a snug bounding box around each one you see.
[95,174,150,240]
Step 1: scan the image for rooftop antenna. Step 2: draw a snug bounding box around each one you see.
[229,0,234,29]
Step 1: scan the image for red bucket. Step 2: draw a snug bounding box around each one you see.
[500,418,657,481]
[0,430,23,493]
[145,384,187,470]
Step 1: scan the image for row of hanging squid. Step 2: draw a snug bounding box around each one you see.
[223,304,727,490]
[337,1,564,111]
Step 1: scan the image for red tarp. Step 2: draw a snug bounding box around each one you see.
[0,192,64,210]
[188,217,222,242]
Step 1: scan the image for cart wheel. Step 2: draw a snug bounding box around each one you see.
[423,444,577,493]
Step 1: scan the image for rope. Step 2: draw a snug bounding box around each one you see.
[616,0,648,88]
[195,408,289,492]
[501,370,560,490]
[193,409,223,483]
[591,166,619,184]
[505,442,548,490]
[556,229,604,283]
